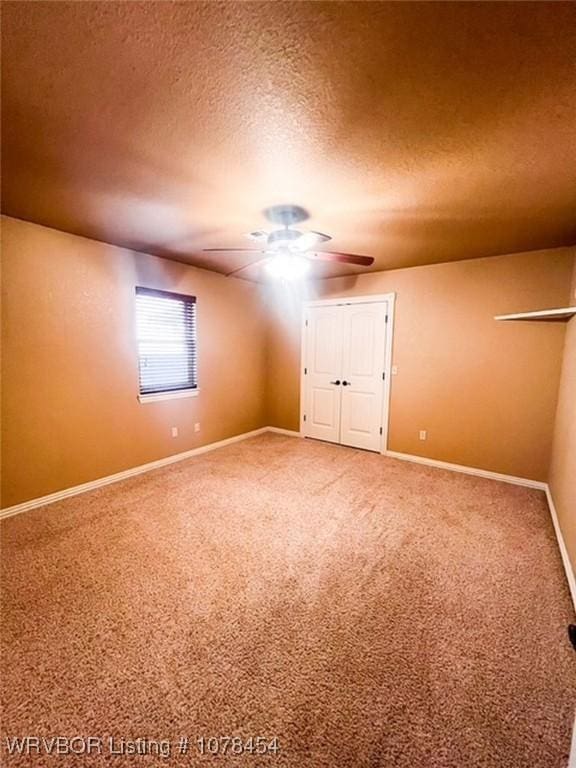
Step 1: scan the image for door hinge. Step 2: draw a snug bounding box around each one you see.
[303,414,307,422]
[379,427,383,435]
[382,371,385,380]
[305,318,308,327]
[304,367,307,375]
[385,314,389,323]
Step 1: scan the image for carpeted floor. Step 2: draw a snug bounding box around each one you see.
[1,433,575,767]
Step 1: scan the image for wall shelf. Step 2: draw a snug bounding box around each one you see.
[494,306,576,322]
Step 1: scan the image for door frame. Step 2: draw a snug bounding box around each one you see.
[300,293,396,454]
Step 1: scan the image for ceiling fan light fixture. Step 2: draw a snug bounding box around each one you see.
[207,205,371,275]
[265,253,310,280]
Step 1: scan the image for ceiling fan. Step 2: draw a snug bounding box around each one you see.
[203,204,374,279]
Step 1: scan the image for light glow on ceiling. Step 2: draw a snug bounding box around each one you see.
[265,253,310,281]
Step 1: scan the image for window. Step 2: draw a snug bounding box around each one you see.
[135,287,197,399]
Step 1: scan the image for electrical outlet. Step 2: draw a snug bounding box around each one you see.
[391,365,398,375]
[171,427,178,438]
[419,430,427,441]
[194,423,200,433]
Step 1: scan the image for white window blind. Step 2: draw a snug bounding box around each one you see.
[135,287,197,395]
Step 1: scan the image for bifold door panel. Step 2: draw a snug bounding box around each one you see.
[305,305,344,444]
[340,303,388,451]
[303,301,388,452]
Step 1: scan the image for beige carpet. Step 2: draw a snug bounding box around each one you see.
[2,433,574,767]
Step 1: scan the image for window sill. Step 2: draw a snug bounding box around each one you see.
[138,389,199,404]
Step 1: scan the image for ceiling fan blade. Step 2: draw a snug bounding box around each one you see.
[226,255,271,277]
[203,248,264,253]
[294,231,332,251]
[309,251,374,266]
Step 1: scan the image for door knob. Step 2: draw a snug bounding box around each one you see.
[342,381,350,386]
[330,379,341,385]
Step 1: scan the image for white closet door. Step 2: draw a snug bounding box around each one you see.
[339,302,387,451]
[303,305,344,444]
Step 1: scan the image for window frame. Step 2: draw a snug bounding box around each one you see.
[135,286,199,404]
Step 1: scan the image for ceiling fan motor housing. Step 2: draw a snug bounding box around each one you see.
[267,228,302,248]
[264,204,309,227]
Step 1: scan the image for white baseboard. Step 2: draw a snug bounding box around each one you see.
[385,450,547,490]
[0,427,269,520]
[267,427,302,437]
[545,487,576,612]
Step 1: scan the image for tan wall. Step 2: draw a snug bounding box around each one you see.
[549,257,576,575]
[266,248,574,481]
[2,215,573,507]
[1,216,268,507]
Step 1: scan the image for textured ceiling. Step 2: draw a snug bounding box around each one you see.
[2,1,576,281]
